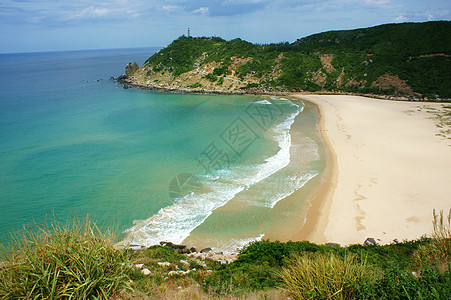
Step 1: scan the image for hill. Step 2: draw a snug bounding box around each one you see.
[121,21,451,100]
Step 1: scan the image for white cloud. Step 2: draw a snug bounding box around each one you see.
[363,0,392,7]
[30,16,44,23]
[64,5,117,21]
[77,6,109,18]
[394,14,408,22]
[192,7,209,15]
[391,9,450,24]
[161,5,181,12]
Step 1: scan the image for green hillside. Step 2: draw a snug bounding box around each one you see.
[125,21,451,99]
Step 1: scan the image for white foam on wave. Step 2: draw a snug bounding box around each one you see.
[209,233,265,253]
[267,172,319,208]
[122,97,302,247]
[291,136,320,163]
[270,96,289,101]
[236,135,321,209]
[252,109,299,183]
[124,181,246,246]
[253,100,272,105]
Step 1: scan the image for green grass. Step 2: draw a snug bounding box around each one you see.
[198,209,451,299]
[1,210,450,299]
[187,82,202,88]
[279,252,379,299]
[0,217,132,299]
[412,209,451,272]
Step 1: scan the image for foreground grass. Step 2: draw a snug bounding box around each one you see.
[279,252,379,299]
[1,210,450,299]
[0,218,132,299]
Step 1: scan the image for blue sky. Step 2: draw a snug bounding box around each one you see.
[0,0,449,53]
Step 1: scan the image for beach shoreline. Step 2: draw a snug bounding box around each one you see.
[119,92,451,252]
[294,94,451,246]
[284,97,338,243]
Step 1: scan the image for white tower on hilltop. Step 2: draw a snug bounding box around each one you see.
[188,27,191,37]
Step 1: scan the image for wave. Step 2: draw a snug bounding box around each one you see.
[235,136,320,209]
[122,98,303,247]
[207,234,265,253]
[266,172,319,208]
[252,99,272,105]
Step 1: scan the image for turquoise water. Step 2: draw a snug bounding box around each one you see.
[0,48,322,249]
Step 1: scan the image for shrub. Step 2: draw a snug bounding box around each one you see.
[213,66,230,76]
[203,262,280,294]
[235,240,291,267]
[279,252,380,299]
[376,264,451,299]
[240,83,260,90]
[235,240,322,267]
[187,83,202,88]
[205,73,218,82]
[0,217,132,299]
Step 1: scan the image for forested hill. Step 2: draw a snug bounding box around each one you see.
[124,21,451,99]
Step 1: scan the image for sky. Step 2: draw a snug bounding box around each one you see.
[0,0,450,53]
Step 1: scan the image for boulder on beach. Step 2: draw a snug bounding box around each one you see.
[364,238,376,246]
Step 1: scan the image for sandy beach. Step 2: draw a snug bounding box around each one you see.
[294,94,451,246]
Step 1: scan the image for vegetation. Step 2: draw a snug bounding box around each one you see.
[412,209,451,272]
[0,218,131,299]
[187,82,202,89]
[1,210,450,299]
[125,61,139,76]
[279,252,380,299]
[135,21,450,99]
[204,73,218,82]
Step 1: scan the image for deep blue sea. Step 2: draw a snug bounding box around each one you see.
[0,48,323,250]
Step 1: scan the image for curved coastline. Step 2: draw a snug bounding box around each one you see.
[286,95,338,244]
[294,94,451,246]
[116,74,451,249]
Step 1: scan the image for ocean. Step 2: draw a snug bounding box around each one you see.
[0,48,324,251]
